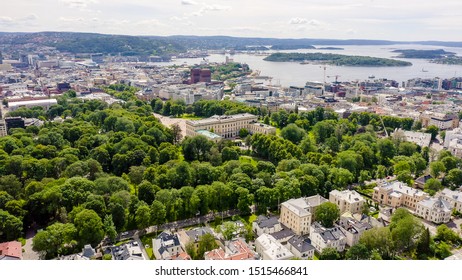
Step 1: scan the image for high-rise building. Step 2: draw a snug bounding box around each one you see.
[190,68,211,84]
[0,50,3,64]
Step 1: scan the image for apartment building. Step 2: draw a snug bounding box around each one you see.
[204,239,256,260]
[279,195,328,236]
[415,197,452,224]
[310,222,347,253]
[186,113,276,139]
[329,190,365,214]
[436,188,462,213]
[420,112,459,130]
[255,234,294,260]
[372,181,429,210]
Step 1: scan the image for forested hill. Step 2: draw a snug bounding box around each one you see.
[264,52,412,67]
[1,32,462,55]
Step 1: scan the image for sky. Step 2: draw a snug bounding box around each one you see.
[0,0,461,41]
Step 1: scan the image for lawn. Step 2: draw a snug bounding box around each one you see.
[180,114,203,120]
[140,231,160,260]
[239,155,259,166]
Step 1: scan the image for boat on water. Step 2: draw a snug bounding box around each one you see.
[368,75,375,79]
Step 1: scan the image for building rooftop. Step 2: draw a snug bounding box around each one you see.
[196,130,222,139]
[418,197,452,213]
[375,181,428,198]
[254,215,280,229]
[270,226,295,241]
[312,222,346,242]
[282,195,328,216]
[287,236,315,254]
[330,190,364,204]
[0,241,22,260]
[186,113,257,126]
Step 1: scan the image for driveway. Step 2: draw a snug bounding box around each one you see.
[23,229,40,260]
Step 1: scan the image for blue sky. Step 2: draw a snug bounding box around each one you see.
[0,0,460,41]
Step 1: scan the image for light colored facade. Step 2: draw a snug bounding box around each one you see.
[444,128,462,149]
[447,138,462,158]
[279,195,328,236]
[372,181,429,210]
[8,99,58,111]
[310,222,347,253]
[186,113,276,139]
[285,236,315,260]
[420,112,459,130]
[0,120,7,137]
[255,234,294,260]
[415,197,452,224]
[252,215,282,237]
[153,231,183,260]
[329,190,365,214]
[393,128,432,147]
[204,239,256,260]
[337,216,372,247]
[436,188,462,213]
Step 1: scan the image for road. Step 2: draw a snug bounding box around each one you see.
[153,113,187,138]
[23,229,40,260]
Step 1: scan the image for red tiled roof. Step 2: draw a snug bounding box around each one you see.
[0,241,22,259]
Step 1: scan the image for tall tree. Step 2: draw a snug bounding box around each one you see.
[314,202,340,228]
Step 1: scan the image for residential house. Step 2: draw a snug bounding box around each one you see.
[153,231,183,260]
[111,241,145,260]
[337,215,373,247]
[204,238,256,260]
[255,234,294,260]
[59,244,97,260]
[329,190,365,214]
[252,215,282,237]
[178,227,213,251]
[436,188,462,213]
[415,197,452,224]
[285,236,315,260]
[279,195,328,236]
[310,222,347,253]
[269,225,295,245]
[372,181,429,210]
[0,241,22,260]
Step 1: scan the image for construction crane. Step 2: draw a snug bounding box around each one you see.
[327,75,341,84]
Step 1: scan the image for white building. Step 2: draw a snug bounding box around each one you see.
[444,128,462,149]
[310,222,347,253]
[8,99,58,111]
[415,197,452,224]
[337,215,372,247]
[153,231,183,260]
[329,190,365,214]
[393,128,432,147]
[436,188,462,213]
[285,236,315,260]
[186,113,276,139]
[255,233,294,260]
[279,195,328,236]
[252,215,282,237]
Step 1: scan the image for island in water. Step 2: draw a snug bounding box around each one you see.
[391,49,462,65]
[392,49,455,59]
[317,47,344,50]
[263,52,412,67]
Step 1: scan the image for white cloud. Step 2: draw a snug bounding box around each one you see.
[289,17,307,25]
[60,0,98,9]
[181,0,197,5]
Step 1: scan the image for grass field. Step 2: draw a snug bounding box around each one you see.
[180,114,203,120]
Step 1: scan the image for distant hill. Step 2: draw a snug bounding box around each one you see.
[1,32,462,56]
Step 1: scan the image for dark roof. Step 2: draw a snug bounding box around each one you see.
[313,223,345,242]
[158,232,181,247]
[288,236,315,253]
[186,227,212,242]
[255,215,280,229]
[270,225,295,241]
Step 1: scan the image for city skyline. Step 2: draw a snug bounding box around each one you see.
[0,0,461,41]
